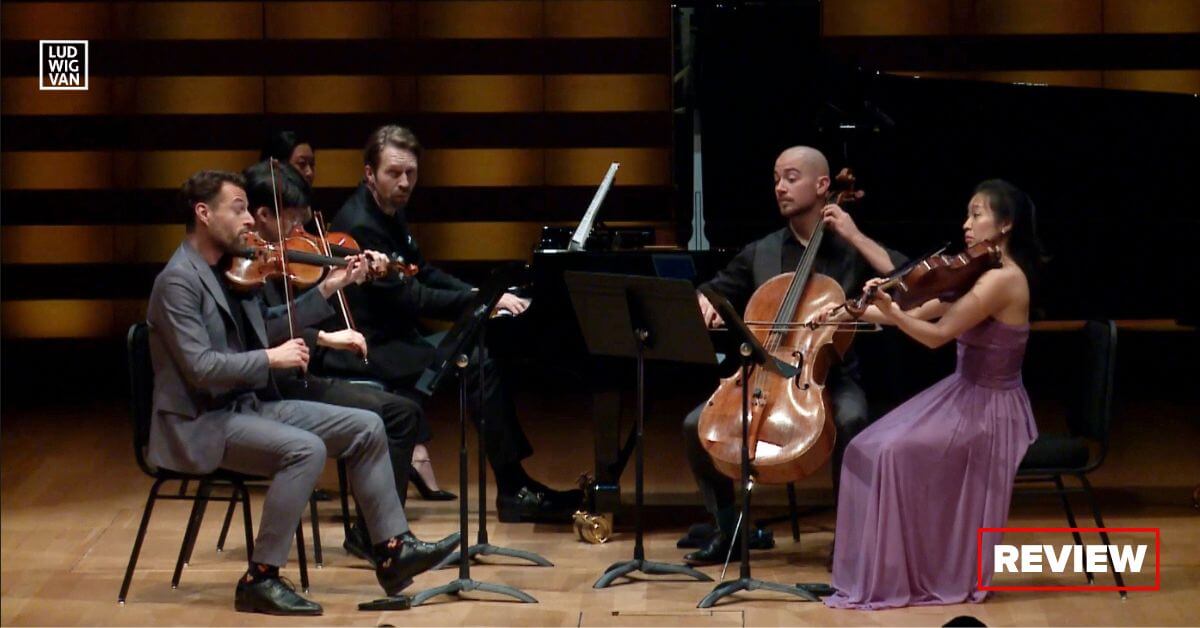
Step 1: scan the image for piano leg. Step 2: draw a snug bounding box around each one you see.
[591,389,624,514]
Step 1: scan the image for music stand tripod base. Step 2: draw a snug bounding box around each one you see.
[698,578,818,608]
[412,578,537,606]
[410,355,538,607]
[594,558,712,589]
[437,544,553,570]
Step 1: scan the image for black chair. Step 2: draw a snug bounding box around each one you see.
[120,323,311,604]
[1016,320,1124,597]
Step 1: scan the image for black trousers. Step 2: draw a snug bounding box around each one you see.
[278,375,423,502]
[682,373,872,522]
[392,350,533,473]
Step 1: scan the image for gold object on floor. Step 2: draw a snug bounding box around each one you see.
[573,511,612,544]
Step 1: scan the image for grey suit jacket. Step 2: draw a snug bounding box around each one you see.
[145,241,335,474]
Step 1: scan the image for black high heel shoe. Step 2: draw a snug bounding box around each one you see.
[409,464,456,501]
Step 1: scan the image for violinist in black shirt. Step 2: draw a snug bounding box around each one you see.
[241,160,456,566]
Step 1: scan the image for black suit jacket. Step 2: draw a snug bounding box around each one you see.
[322,183,476,381]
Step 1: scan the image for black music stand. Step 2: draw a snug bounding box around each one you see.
[695,287,820,607]
[361,266,540,610]
[432,308,553,571]
[564,271,715,588]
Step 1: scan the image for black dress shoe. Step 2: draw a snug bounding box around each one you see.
[374,531,460,596]
[311,488,333,502]
[343,525,377,567]
[496,486,584,523]
[677,522,717,548]
[409,468,457,501]
[684,531,735,566]
[678,524,775,551]
[234,576,322,616]
[796,582,836,597]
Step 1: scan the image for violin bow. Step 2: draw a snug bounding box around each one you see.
[313,210,368,365]
[269,158,305,382]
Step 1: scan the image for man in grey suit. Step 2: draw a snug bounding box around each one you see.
[147,170,458,615]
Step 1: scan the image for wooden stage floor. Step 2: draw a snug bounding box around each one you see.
[2,398,1197,626]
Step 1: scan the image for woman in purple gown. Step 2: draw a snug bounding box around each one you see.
[816,180,1045,610]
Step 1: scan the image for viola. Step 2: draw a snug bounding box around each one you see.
[697,168,863,485]
[842,236,1003,318]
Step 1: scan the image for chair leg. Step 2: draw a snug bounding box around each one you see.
[295,524,310,593]
[216,485,238,552]
[118,478,164,604]
[182,481,212,565]
[787,482,801,542]
[239,482,255,566]
[1053,474,1093,585]
[171,480,209,589]
[1079,474,1128,598]
[309,495,323,567]
[178,479,189,496]
[337,459,352,541]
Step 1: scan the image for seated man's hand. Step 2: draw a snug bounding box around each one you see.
[266,338,310,371]
[318,329,367,357]
[697,293,725,329]
[495,292,530,316]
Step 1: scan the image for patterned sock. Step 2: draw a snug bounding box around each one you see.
[242,562,279,583]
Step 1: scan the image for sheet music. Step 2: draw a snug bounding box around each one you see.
[568,161,620,252]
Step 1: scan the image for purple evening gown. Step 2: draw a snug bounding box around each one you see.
[826,318,1038,610]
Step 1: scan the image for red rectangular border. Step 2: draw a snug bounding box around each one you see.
[976,527,1160,592]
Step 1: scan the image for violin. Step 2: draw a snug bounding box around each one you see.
[840,236,1004,318]
[697,168,864,485]
[225,232,359,291]
[286,222,418,280]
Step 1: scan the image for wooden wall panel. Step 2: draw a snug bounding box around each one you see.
[2,152,113,190]
[416,1,543,39]
[131,77,264,115]
[545,1,669,38]
[2,78,113,115]
[1,299,145,339]
[954,0,1102,35]
[265,76,395,114]
[408,222,542,260]
[824,0,953,36]
[418,75,544,113]
[420,149,545,187]
[266,2,393,39]
[1103,0,1200,33]
[545,74,669,112]
[1104,69,1200,94]
[119,2,264,40]
[1,2,113,40]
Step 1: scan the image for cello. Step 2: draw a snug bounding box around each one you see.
[697,169,864,485]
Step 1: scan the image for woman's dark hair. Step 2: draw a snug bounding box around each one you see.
[261,130,309,163]
[242,159,311,213]
[973,179,1048,288]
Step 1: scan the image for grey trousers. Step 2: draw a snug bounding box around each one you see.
[218,399,408,566]
[682,375,871,519]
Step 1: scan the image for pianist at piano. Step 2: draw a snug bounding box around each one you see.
[322,124,585,524]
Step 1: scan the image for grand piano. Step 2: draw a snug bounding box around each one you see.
[500,1,1198,515]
